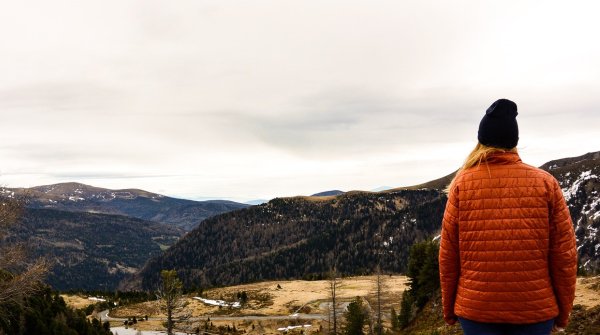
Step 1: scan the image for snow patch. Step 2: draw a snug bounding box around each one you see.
[575,217,584,236]
[588,226,598,239]
[193,297,241,308]
[563,170,598,201]
[582,197,600,216]
[88,297,106,302]
[0,189,15,198]
[277,325,312,332]
[110,327,186,335]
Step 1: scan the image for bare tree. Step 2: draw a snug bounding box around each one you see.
[0,191,48,320]
[371,222,387,335]
[328,265,342,335]
[157,269,190,335]
[373,264,385,335]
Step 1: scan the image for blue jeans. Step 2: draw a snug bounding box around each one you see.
[458,317,554,335]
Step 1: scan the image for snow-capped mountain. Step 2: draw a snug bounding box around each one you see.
[542,151,600,272]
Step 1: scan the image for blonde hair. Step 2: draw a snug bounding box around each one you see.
[444,142,517,193]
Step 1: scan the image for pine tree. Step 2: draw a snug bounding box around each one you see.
[415,242,440,308]
[390,307,399,330]
[406,242,427,295]
[344,297,366,335]
[240,291,248,305]
[0,286,112,335]
[397,239,441,329]
[158,270,183,335]
[398,289,413,329]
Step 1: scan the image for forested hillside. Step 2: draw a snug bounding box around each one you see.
[5,208,183,290]
[0,285,111,335]
[131,189,446,290]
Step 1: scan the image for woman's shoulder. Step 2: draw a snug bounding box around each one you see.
[454,161,559,187]
[449,168,476,189]
[518,162,560,184]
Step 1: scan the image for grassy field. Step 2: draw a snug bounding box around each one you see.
[61,294,96,309]
[67,275,408,334]
[64,275,600,334]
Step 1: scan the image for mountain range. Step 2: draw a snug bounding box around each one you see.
[3,151,599,292]
[130,150,600,290]
[1,183,249,290]
[6,182,249,231]
[311,190,345,197]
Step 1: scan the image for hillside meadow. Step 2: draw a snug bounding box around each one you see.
[63,275,600,335]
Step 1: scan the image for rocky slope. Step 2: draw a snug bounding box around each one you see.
[5,182,249,231]
[542,151,600,272]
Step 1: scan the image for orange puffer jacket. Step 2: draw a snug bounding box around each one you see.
[439,151,577,327]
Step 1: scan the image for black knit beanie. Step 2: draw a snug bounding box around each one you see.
[478,98,519,149]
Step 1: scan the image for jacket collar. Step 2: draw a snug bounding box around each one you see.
[484,151,522,164]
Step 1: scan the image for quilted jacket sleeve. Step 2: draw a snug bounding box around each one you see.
[548,178,577,328]
[439,183,460,325]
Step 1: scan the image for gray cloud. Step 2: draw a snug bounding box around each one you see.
[1,1,600,200]
[0,81,125,113]
[47,172,183,180]
[195,88,483,159]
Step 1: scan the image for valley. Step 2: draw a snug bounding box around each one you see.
[61,275,600,335]
[77,276,411,334]
[1,182,249,291]
[133,151,600,291]
[1,150,599,334]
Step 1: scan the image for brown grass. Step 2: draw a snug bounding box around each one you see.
[575,276,600,308]
[63,276,599,334]
[192,275,409,316]
[110,300,162,318]
[101,276,403,319]
[60,294,94,310]
[286,195,338,202]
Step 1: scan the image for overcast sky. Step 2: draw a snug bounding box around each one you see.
[1,1,599,202]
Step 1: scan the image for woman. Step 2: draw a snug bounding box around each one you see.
[439,99,577,335]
